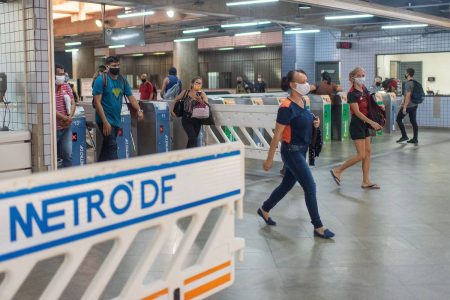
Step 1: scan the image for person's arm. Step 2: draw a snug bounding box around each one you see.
[403,91,412,114]
[263,122,286,171]
[334,84,343,92]
[125,80,143,121]
[160,78,168,98]
[92,77,111,136]
[350,103,382,130]
[201,91,208,103]
[174,89,187,102]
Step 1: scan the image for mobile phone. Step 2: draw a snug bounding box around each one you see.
[196,91,201,97]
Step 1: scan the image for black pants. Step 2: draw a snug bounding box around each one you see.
[396,106,418,140]
[97,123,119,162]
[182,117,202,148]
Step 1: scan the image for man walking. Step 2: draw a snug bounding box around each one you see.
[139,73,154,101]
[396,68,421,144]
[93,56,143,161]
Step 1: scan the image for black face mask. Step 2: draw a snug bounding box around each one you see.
[375,82,381,87]
[109,67,120,76]
[141,79,146,83]
[237,80,242,84]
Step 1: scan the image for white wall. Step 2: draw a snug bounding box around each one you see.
[377,52,450,94]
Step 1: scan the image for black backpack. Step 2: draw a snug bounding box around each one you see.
[410,80,425,104]
[92,73,127,108]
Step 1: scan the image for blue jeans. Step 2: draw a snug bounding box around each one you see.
[262,143,323,229]
[57,128,72,168]
[98,123,119,162]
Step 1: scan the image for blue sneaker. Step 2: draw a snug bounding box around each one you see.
[257,208,277,226]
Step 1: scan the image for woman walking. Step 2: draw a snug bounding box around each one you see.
[174,76,208,148]
[258,69,334,239]
[330,67,383,189]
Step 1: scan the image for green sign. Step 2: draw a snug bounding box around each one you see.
[341,103,350,140]
[224,126,236,142]
[323,103,332,142]
[376,100,383,136]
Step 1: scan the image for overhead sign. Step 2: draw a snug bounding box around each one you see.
[105,28,145,47]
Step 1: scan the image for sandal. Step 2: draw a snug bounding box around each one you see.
[361,184,381,189]
[330,170,341,186]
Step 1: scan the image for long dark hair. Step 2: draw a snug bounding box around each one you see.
[281,69,307,92]
[322,72,331,84]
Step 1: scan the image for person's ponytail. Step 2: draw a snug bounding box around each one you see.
[281,70,296,92]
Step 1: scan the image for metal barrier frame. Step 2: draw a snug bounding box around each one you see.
[0,143,245,300]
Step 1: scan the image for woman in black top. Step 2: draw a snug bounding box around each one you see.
[331,67,383,189]
[173,76,208,148]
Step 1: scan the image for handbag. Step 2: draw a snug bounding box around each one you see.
[368,94,386,130]
[173,90,189,117]
[191,102,210,119]
[200,103,215,125]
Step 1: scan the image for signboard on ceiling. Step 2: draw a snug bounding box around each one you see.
[104,28,145,47]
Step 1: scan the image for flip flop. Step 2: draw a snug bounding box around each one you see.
[361,184,381,190]
[330,170,341,186]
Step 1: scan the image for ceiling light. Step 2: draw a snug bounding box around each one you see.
[226,0,279,6]
[285,29,320,34]
[118,11,155,19]
[382,24,428,29]
[218,47,234,51]
[130,53,144,57]
[65,42,82,46]
[325,14,373,20]
[65,49,79,52]
[298,5,311,10]
[95,19,103,27]
[248,45,266,48]
[183,28,210,34]
[111,33,140,41]
[153,52,166,55]
[127,26,137,29]
[174,38,196,42]
[221,21,271,28]
[109,45,126,49]
[166,10,175,18]
[289,28,302,31]
[235,31,261,37]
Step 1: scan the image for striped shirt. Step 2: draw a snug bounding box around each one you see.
[55,82,73,129]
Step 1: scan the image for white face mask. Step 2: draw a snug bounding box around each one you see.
[354,77,366,85]
[295,83,310,96]
[55,75,66,85]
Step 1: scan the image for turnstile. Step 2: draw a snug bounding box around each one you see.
[309,94,332,143]
[117,105,132,159]
[71,106,87,166]
[137,101,171,155]
[331,93,350,141]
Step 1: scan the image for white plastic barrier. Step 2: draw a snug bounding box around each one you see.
[0,143,245,300]
[206,104,281,161]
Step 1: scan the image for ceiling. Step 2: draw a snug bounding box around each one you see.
[53,0,450,51]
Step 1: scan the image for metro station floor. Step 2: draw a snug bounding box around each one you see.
[10,128,450,300]
[213,128,450,300]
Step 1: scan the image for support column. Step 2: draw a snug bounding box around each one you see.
[173,40,199,87]
[72,47,95,79]
[0,0,54,172]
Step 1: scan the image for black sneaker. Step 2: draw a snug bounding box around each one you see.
[407,139,418,144]
[396,137,409,143]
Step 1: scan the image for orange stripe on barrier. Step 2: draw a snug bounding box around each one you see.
[142,288,169,300]
[184,261,231,285]
[184,273,231,300]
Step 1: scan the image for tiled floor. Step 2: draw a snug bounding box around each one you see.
[212,128,450,300]
[10,128,450,300]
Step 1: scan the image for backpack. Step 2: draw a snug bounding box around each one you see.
[410,80,425,104]
[92,73,127,108]
[163,79,181,100]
